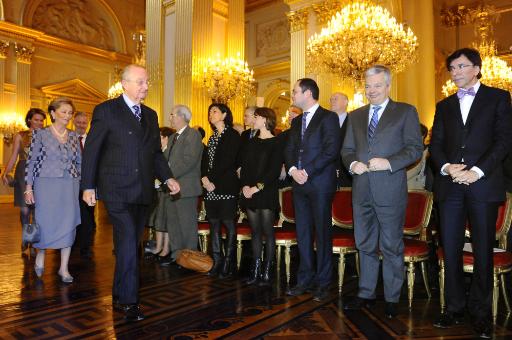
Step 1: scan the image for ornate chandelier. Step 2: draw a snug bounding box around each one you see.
[306,1,419,81]
[442,41,512,97]
[0,113,27,144]
[203,52,256,104]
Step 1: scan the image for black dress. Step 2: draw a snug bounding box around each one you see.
[240,136,283,210]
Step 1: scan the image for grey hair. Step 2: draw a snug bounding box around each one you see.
[245,106,257,114]
[365,65,391,85]
[173,104,192,123]
[74,111,88,119]
[331,92,348,101]
[121,64,146,81]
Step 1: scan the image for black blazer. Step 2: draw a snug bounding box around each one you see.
[430,84,512,202]
[237,128,257,167]
[201,127,241,196]
[81,95,172,204]
[284,105,341,193]
[338,118,352,187]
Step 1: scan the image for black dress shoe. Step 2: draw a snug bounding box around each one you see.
[158,254,174,266]
[473,319,492,339]
[124,304,145,322]
[384,302,398,319]
[286,284,313,297]
[313,287,330,302]
[433,311,465,328]
[343,296,376,310]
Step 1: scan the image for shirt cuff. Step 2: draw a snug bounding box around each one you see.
[440,163,450,176]
[470,166,484,179]
[349,161,357,174]
[288,166,297,176]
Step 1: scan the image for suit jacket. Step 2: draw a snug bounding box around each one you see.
[337,118,352,187]
[237,128,257,167]
[430,84,512,202]
[284,106,342,193]
[80,95,172,204]
[342,99,423,206]
[165,126,203,198]
[201,126,241,196]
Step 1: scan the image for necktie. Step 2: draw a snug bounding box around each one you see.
[249,129,256,139]
[133,105,142,122]
[78,135,84,151]
[169,134,179,153]
[368,106,381,140]
[457,87,475,100]
[301,111,309,140]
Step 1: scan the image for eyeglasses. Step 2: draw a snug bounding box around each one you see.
[448,64,474,72]
[126,79,150,86]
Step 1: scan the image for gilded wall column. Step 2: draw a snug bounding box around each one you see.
[397,0,436,127]
[15,43,34,117]
[0,41,8,109]
[286,9,308,93]
[145,0,164,124]
[174,0,213,130]
[227,0,245,123]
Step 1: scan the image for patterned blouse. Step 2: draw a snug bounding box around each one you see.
[205,128,235,201]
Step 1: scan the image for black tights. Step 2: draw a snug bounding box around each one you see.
[209,218,236,258]
[20,206,34,225]
[246,208,275,262]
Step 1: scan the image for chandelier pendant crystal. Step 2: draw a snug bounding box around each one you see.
[203,52,256,104]
[306,1,419,81]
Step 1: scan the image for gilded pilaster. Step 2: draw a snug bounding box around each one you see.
[145,0,164,124]
[287,8,308,90]
[174,0,213,130]
[227,0,246,123]
[0,40,9,108]
[15,43,34,117]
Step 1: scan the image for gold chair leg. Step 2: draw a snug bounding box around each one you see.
[237,240,243,270]
[439,262,445,312]
[276,245,282,279]
[203,235,208,254]
[407,261,415,309]
[338,253,346,293]
[493,273,499,324]
[501,274,511,313]
[285,244,291,284]
[355,252,360,277]
[420,261,431,298]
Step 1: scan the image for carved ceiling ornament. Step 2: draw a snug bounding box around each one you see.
[286,8,309,33]
[14,43,35,63]
[0,40,9,58]
[256,18,290,58]
[24,0,124,53]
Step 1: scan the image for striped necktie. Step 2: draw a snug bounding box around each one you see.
[133,105,142,122]
[368,106,381,140]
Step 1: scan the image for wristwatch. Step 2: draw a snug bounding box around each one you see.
[256,182,264,191]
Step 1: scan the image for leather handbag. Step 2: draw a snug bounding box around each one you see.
[176,249,213,273]
[22,221,41,246]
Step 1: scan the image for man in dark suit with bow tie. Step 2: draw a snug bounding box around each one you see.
[81,64,180,322]
[284,78,341,302]
[431,48,512,338]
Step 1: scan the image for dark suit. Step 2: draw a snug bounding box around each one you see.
[284,105,341,288]
[430,84,512,319]
[337,117,352,188]
[342,99,423,302]
[81,95,172,305]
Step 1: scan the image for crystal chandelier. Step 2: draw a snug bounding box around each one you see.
[0,113,27,144]
[306,1,419,82]
[441,5,512,97]
[203,52,256,104]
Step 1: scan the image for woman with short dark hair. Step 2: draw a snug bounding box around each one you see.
[201,103,240,278]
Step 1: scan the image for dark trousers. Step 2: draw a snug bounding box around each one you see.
[77,191,95,252]
[104,201,148,305]
[439,187,498,320]
[293,187,334,288]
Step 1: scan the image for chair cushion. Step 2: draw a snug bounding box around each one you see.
[332,231,355,247]
[275,226,297,240]
[404,191,429,233]
[236,223,252,235]
[403,238,429,257]
[198,222,210,231]
[332,190,353,225]
[438,248,512,269]
[281,189,295,221]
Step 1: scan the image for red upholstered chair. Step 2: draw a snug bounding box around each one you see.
[402,189,433,308]
[438,193,512,322]
[197,196,209,253]
[331,188,358,293]
[274,187,297,284]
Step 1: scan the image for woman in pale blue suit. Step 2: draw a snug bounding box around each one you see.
[24,97,81,283]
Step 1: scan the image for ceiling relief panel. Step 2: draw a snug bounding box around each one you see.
[23,0,124,53]
[256,18,290,58]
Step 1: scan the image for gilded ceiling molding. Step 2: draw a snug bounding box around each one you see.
[286,8,309,33]
[0,40,9,58]
[253,61,290,79]
[213,0,228,18]
[14,43,34,64]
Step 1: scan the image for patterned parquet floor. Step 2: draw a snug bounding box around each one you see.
[1,202,512,339]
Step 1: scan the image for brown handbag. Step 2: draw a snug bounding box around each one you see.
[176,249,213,273]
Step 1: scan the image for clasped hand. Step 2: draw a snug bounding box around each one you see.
[351,158,390,175]
[291,169,308,185]
[445,164,479,185]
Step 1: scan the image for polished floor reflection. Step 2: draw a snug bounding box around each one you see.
[0,203,511,339]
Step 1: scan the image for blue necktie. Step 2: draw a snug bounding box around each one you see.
[133,105,142,122]
[368,105,381,140]
[298,111,309,169]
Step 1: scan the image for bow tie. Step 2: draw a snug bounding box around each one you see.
[457,87,475,100]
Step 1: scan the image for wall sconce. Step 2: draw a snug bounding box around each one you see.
[0,113,26,145]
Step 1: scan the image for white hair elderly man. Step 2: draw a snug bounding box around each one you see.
[159,104,204,266]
